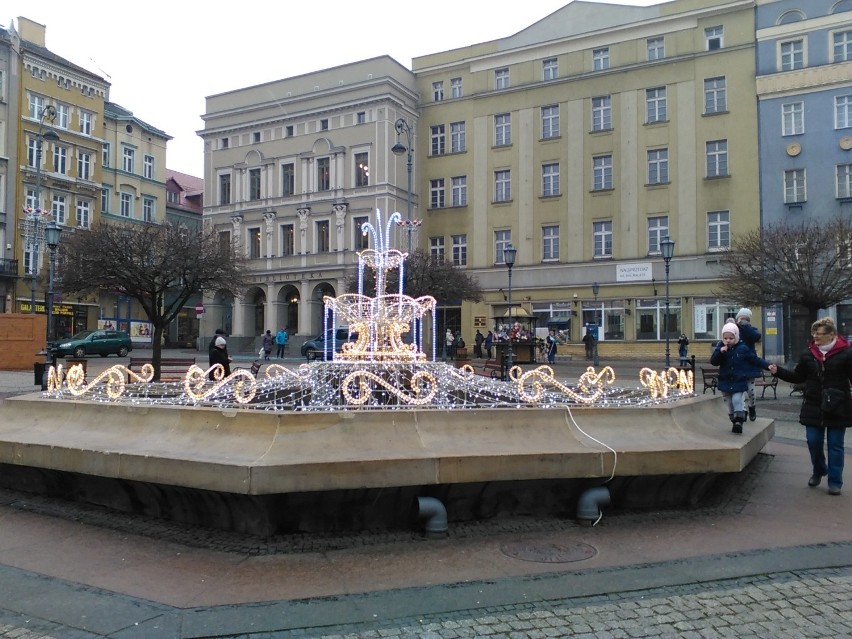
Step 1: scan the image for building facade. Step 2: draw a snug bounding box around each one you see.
[756,0,852,359]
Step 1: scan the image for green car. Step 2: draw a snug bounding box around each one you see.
[51,329,133,358]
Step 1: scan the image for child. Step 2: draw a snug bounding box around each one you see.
[736,308,762,422]
[710,319,773,434]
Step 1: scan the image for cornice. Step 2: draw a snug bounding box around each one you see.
[756,61,852,97]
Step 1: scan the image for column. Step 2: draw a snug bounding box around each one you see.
[263,210,277,257]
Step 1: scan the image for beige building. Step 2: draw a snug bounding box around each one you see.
[414,0,759,359]
[199,56,418,348]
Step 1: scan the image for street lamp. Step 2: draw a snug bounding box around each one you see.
[504,244,517,379]
[28,105,60,314]
[660,236,675,368]
[43,221,62,388]
[391,117,414,251]
[591,281,600,367]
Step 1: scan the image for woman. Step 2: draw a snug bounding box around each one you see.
[771,317,851,496]
[677,333,689,367]
[209,336,232,380]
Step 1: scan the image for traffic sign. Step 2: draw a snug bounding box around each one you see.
[195,302,205,317]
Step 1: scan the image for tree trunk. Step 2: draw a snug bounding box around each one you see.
[151,324,164,381]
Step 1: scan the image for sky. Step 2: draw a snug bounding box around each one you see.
[4,0,660,177]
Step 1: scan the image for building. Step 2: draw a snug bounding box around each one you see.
[199,56,418,350]
[0,27,19,312]
[755,0,852,359]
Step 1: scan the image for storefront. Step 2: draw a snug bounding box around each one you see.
[17,299,94,337]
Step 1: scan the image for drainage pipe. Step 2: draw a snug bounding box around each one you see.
[576,486,611,526]
[416,496,448,533]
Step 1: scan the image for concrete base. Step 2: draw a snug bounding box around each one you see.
[0,393,773,535]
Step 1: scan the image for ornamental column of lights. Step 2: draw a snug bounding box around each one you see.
[391,118,415,252]
[504,244,517,378]
[43,221,61,388]
[592,281,600,367]
[660,236,675,368]
[28,105,60,314]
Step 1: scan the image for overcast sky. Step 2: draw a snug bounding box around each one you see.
[5,0,659,177]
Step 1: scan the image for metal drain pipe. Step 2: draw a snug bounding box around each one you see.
[576,486,611,526]
[416,496,448,534]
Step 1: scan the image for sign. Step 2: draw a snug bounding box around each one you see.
[616,262,652,282]
[195,302,205,317]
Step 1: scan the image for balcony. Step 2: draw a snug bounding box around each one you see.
[0,258,19,277]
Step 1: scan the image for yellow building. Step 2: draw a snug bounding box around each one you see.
[412,0,760,360]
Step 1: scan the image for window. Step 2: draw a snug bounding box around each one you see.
[784,169,806,203]
[593,155,613,190]
[219,231,231,254]
[25,188,37,212]
[451,234,467,266]
[285,125,294,137]
[706,140,728,177]
[450,121,465,153]
[430,178,445,209]
[593,47,610,70]
[593,221,613,258]
[53,146,67,175]
[101,189,109,214]
[282,162,295,196]
[647,148,669,184]
[356,112,366,124]
[450,77,462,98]
[316,220,330,253]
[451,176,467,207]
[120,192,132,218]
[142,197,154,222]
[835,95,852,129]
[432,81,444,101]
[77,152,91,180]
[143,155,154,179]
[281,224,295,256]
[24,242,39,277]
[647,37,665,60]
[646,87,667,123]
[834,30,852,62]
[26,137,37,168]
[430,236,445,260]
[248,227,261,259]
[647,216,669,254]
[782,102,804,136]
[704,77,727,114]
[543,57,558,80]
[76,200,90,228]
[542,225,559,261]
[220,137,229,149]
[837,164,852,198]
[780,39,804,71]
[219,173,231,205]
[542,105,559,139]
[495,230,512,264]
[354,152,369,187]
[430,124,445,155]
[705,25,723,51]
[707,210,730,250]
[542,163,560,196]
[55,104,69,129]
[249,168,262,200]
[79,111,92,135]
[494,170,511,202]
[592,96,612,131]
[167,190,179,204]
[317,157,330,190]
[495,113,511,146]
[353,217,368,251]
[122,147,135,173]
[495,68,509,89]
[253,131,261,144]
[102,143,110,168]
[52,195,66,225]
[28,93,45,119]
[320,119,328,131]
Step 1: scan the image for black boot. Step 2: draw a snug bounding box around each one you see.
[748,405,757,421]
[731,411,745,434]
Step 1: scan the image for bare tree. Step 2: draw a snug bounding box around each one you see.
[58,222,248,380]
[718,216,852,322]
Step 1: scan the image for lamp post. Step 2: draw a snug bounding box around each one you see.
[43,221,62,388]
[28,105,60,314]
[591,281,600,367]
[660,236,675,368]
[504,244,517,379]
[391,117,414,252]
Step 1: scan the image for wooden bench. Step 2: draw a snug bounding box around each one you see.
[701,367,719,394]
[128,357,196,382]
[474,359,503,379]
[754,371,778,399]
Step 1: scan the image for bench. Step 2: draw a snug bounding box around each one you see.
[701,367,719,394]
[754,371,778,399]
[475,359,503,379]
[128,357,196,382]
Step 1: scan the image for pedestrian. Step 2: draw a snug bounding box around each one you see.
[582,331,594,361]
[474,330,484,359]
[209,335,232,380]
[484,330,493,360]
[275,326,289,359]
[736,308,762,422]
[770,317,850,495]
[546,329,557,365]
[261,329,274,361]
[677,333,690,367]
[445,328,455,361]
[208,328,227,368]
[710,319,773,435]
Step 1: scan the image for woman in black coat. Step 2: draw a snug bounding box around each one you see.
[209,336,232,381]
[771,317,851,495]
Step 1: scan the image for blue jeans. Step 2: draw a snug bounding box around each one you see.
[805,425,846,488]
[722,391,746,415]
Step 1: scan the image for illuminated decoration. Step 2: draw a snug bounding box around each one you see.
[40,209,696,411]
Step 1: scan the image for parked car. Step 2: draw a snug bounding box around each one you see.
[300,328,358,361]
[51,329,133,358]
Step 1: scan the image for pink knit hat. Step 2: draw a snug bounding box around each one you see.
[721,319,739,342]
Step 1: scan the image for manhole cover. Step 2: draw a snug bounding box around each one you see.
[500,541,597,563]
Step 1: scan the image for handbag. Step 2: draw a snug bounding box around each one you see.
[821,387,846,415]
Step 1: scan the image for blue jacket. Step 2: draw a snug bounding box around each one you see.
[737,321,763,377]
[710,340,770,393]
